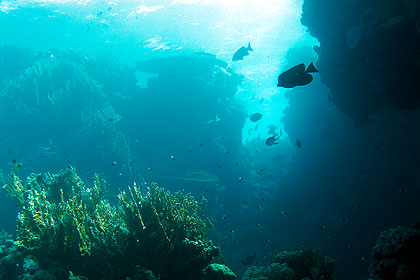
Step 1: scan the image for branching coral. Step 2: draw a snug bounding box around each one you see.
[2,166,124,274]
[2,167,220,280]
[118,182,217,279]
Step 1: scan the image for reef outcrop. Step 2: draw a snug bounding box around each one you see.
[0,45,245,188]
[368,226,420,280]
[242,246,334,280]
[301,0,420,123]
[1,166,230,280]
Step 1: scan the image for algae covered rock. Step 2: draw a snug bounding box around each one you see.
[202,263,236,280]
[242,246,334,280]
[368,226,420,280]
[128,265,157,280]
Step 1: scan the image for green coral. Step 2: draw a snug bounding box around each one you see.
[6,167,123,259]
[2,167,221,280]
[243,246,334,280]
[119,182,211,242]
[118,182,217,279]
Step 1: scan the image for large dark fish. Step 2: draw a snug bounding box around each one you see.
[249,113,262,122]
[265,135,279,146]
[242,253,257,265]
[232,42,253,61]
[277,62,318,88]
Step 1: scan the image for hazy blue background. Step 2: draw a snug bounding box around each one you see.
[1,1,419,279]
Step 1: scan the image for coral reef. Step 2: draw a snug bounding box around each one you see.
[1,167,227,280]
[0,45,246,195]
[0,44,133,181]
[301,0,420,124]
[368,226,420,280]
[242,246,334,280]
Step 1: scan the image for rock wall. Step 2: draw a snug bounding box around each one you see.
[301,0,420,124]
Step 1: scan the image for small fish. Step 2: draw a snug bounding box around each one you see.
[277,62,318,88]
[265,136,279,146]
[97,10,103,16]
[249,113,262,122]
[267,124,278,136]
[281,210,288,216]
[170,155,175,160]
[241,253,257,265]
[296,138,302,148]
[112,161,117,166]
[232,42,253,61]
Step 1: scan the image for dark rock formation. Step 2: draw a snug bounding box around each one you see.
[242,246,334,280]
[301,0,420,124]
[368,226,420,280]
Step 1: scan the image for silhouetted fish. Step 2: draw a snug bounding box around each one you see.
[277,62,318,88]
[265,136,279,146]
[232,42,253,61]
[249,113,262,122]
[296,138,302,148]
[242,253,257,265]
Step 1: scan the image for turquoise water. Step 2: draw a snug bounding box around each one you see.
[1,1,419,280]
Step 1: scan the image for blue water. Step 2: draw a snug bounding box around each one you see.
[1,1,419,280]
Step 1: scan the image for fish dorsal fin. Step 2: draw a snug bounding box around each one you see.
[305,62,318,73]
[247,42,253,52]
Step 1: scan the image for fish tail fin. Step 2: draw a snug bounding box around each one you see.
[305,62,318,73]
[247,42,253,52]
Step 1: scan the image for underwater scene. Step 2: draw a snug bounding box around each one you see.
[0,0,420,279]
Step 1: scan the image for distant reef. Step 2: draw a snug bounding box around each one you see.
[0,44,246,185]
[301,0,420,124]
